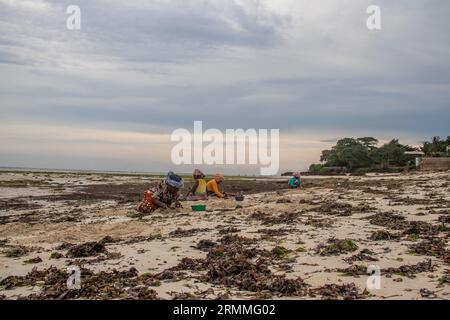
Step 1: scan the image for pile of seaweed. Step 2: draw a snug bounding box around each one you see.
[64,241,108,258]
[408,237,449,263]
[369,230,401,241]
[383,259,435,279]
[309,283,367,300]
[365,212,408,230]
[0,266,159,300]
[343,249,379,263]
[169,228,210,238]
[337,260,435,279]
[316,238,358,256]
[367,213,445,238]
[177,235,309,297]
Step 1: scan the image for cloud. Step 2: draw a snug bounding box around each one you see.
[0,0,449,172]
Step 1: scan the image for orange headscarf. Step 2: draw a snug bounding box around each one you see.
[214,173,225,182]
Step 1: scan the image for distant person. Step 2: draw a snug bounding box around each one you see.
[186,169,207,201]
[138,171,184,213]
[207,174,226,198]
[288,172,302,189]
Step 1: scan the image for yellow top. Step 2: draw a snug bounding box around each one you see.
[194,179,207,195]
[206,179,224,198]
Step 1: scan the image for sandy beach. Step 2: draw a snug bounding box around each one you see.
[0,170,449,300]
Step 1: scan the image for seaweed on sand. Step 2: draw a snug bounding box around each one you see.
[316,238,358,256]
[189,235,309,296]
[169,228,210,238]
[270,246,292,259]
[408,237,449,263]
[195,239,218,251]
[344,249,378,263]
[23,256,43,264]
[402,221,439,236]
[369,230,401,241]
[65,241,108,258]
[383,259,435,279]
[21,266,159,300]
[2,245,31,258]
[309,283,367,300]
[365,212,408,230]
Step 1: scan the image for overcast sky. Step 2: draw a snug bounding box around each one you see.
[1,0,449,174]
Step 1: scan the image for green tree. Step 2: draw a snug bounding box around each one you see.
[320,138,374,170]
[372,139,415,168]
[421,136,448,156]
[357,137,379,151]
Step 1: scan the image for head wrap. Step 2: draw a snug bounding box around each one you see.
[165,171,184,188]
[293,172,301,178]
[193,169,205,178]
[214,173,225,182]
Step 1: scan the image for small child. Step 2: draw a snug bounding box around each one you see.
[138,171,184,213]
[288,172,302,189]
[186,169,207,201]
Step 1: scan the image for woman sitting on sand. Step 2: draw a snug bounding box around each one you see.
[206,174,226,198]
[186,169,207,201]
[288,172,302,189]
[138,171,184,213]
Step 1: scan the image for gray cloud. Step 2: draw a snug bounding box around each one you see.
[0,0,449,172]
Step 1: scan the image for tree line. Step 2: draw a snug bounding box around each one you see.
[309,136,450,174]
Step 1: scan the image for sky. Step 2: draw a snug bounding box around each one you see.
[0,0,449,174]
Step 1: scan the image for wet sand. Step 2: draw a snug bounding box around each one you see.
[0,170,449,300]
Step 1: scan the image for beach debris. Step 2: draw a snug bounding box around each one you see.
[419,288,437,299]
[169,227,210,238]
[344,249,378,263]
[316,238,358,256]
[22,266,160,300]
[337,265,368,277]
[24,256,42,264]
[2,245,31,258]
[195,240,218,251]
[309,283,366,300]
[49,252,64,259]
[402,221,439,236]
[218,226,241,234]
[369,230,401,241]
[408,237,449,262]
[383,259,435,278]
[65,241,108,258]
[55,242,75,250]
[304,217,334,228]
[438,271,450,286]
[276,198,292,204]
[99,235,120,244]
[219,234,256,245]
[270,246,292,259]
[366,212,408,230]
[438,215,450,224]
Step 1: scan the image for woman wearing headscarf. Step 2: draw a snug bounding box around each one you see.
[186,169,207,201]
[138,171,184,213]
[206,173,226,198]
[288,172,302,189]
